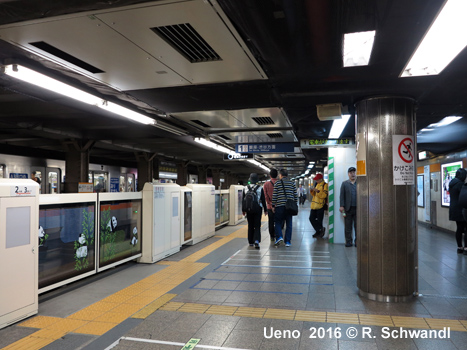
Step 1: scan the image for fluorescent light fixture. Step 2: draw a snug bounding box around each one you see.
[99,101,155,125]
[247,159,269,172]
[2,64,156,125]
[194,137,236,154]
[420,128,435,132]
[3,64,102,105]
[401,0,467,77]
[307,164,314,169]
[309,161,315,164]
[434,116,462,127]
[343,31,376,67]
[328,114,351,139]
[418,151,427,160]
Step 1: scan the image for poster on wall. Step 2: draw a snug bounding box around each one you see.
[441,161,463,207]
[417,174,424,207]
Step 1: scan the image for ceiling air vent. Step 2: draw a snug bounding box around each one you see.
[29,41,104,74]
[252,116,275,125]
[286,154,297,158]
[218,134,231,140]
[191,120,212,128]
[151,23,221,63]
[267,133,283,139]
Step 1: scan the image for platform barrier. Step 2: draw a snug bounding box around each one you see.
[140,183,181,263]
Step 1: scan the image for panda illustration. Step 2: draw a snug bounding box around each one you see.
[38,226,45,246]
[131,226,138,246]
[76,233,88,258]
[107,216,117,232]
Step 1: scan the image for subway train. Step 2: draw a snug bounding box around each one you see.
[0,153,137,194]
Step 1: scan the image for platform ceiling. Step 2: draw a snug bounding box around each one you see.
[0,0,466,180]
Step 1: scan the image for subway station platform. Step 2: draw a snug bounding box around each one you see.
[1,206,467,350]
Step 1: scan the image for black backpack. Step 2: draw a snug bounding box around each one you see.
[242,185,261,214]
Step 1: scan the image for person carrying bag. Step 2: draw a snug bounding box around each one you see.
[271,169,298,247]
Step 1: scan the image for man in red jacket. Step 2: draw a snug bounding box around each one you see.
[263,168,278,241]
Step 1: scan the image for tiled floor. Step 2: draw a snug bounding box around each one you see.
[1,207,467,349]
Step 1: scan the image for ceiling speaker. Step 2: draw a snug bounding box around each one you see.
[317,103,342,121]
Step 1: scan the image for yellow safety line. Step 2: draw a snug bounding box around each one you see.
[158,302,467,332]
[5,225,248,349]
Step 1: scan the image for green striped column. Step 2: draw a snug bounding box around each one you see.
[328,157,334,243]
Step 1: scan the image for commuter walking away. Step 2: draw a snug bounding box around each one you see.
[298,184,306,206]
[448,168,467,254]
[339,167,357,247]
[309,173,328,238]
[263,168,278,241]
[242,173,267,249]
[272,169,297,247]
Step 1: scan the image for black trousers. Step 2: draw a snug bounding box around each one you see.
[247,212,262,244]
[309,207,325,234]
[267,208,275,239]
[455,221,467,247]
[345,206,357,243]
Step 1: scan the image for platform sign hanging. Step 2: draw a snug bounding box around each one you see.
[392,135,415,185]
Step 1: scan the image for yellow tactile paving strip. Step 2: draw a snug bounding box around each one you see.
[5,222,467,349]
[157,301,467,332]
[4,226,248,350]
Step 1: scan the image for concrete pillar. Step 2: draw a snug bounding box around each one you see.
[64,148,90,193]
[197,166,207,184]
[177,161,188,186]
[153,157,160,181]
[355,96,417,302]
[211,168,221,189]
[136,152,154,191]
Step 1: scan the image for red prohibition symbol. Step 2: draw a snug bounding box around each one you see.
[398,138,413,163]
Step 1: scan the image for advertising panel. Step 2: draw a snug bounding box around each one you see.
[441,161,463,207]
[99,199,142,268]
[38,203,95,289]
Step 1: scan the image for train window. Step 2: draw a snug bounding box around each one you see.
[127,174,135,192]
[91,171,108,192]
[119,175,126,192]
[48,171,59,194]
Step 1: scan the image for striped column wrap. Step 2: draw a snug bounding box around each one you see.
[328,157,334,243]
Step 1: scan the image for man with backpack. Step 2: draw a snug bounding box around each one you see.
[242,173,267,249]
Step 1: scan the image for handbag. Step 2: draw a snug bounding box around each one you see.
[281,180,298,216]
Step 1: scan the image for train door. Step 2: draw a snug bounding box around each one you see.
[30,167,44,194]
[89,171,108,192]
[31,167,61,194]
[127,174,135,192]
[46,167,61,194]
[119,173,136,192]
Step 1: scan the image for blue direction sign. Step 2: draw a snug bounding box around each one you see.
[236,143,295,153]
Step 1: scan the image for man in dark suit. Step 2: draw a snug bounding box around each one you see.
[339,167,357,247]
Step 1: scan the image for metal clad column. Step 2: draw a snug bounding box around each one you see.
[356,97,417,302]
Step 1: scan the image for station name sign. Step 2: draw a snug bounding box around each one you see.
[223,153,253,160]
[300,139,354,148]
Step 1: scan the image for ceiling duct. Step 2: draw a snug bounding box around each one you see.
[252,116,275,125]
[267,133,283,139]
[317,103,342,121]
[29,41,104,74]
[190,120,212,128]
[151,23,221,63]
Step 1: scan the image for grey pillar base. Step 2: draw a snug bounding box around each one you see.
[358,289,415,303]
